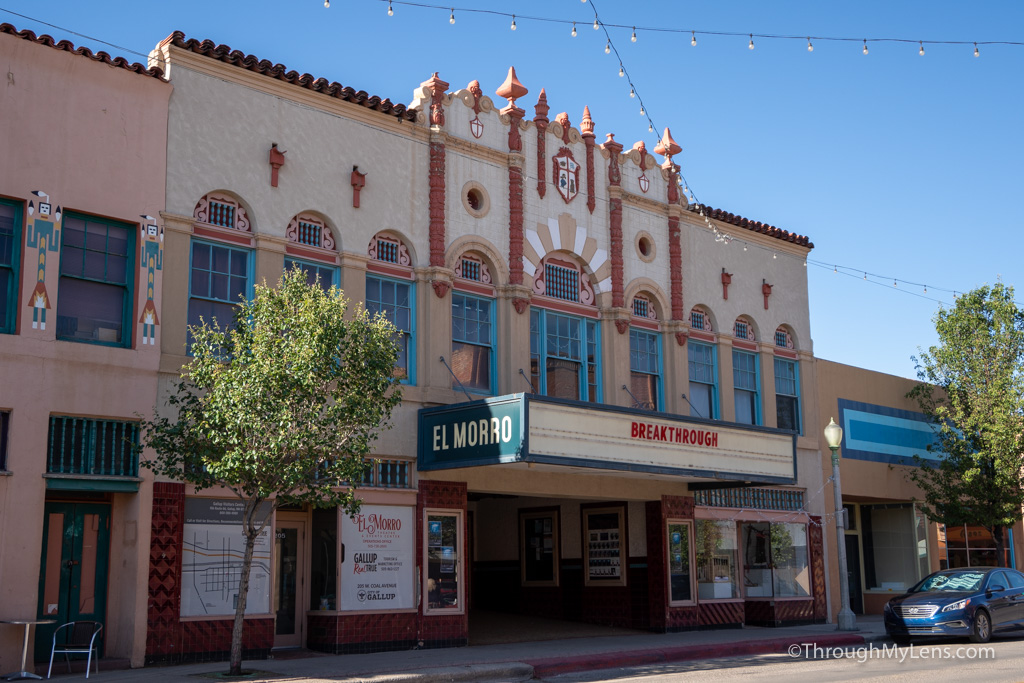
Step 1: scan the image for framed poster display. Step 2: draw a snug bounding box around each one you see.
[582,505,627,587]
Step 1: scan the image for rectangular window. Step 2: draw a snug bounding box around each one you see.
[310,507,337,611]
[629,329,661,411]
[46,416,139,477]
[695,520,739,600]
[520,509,559,587]
[451,293,494,394]
[57,213,135,346]
[687,341,717,419]
[531,310,601,402]
[424,511,463,613]
[285,258,336,292]
[774,357,800,433]
[741,521,810,598]
[0,199,22,334]
[365,275,414,383]
[863,503,934,587]
[583,506,626,587]
[0,411,9,470]
[732,350,759,425]
[667,521,694,604]
[188,240,250,347]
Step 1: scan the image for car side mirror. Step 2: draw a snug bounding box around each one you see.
[989,584,1005,594]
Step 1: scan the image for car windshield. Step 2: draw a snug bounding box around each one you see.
[912,571,985,593]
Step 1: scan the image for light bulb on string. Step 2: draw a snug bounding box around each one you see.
[449,8,455,24]
[743,245,747,252]
[894,279,898,287]
[511,15,517,31]
[571,22,577,37]
[924,285,928,293]
[605,41,611,54]
[807,38,813,52]
[639,105,645,115]
[619,65,624,77]
[648,122,653,132]
[593,19,599,30]
[974,42,980,57]
[631,27,637,43]
[773,253,777,259]
[388,1,393,16]
[863,272,867,280]
[834,265,837,273]
[862,40,868,55]
[323,0,329,8]
[691,31,697,47]
[919,41,925,56]
[629,86,635,98]
[749,34,755,50]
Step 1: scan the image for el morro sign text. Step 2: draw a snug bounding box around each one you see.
[432,415,514,451]
[631,421,719,447]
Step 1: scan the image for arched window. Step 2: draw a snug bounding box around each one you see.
[451,252,496,395]
[366,232,415,383]
[774,326,800,433]
[285,213,338,291]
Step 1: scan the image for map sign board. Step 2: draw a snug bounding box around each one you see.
[181,498,273,617]
[339,505,414,611]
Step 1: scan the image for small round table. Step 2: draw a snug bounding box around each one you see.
[1,619,55,681]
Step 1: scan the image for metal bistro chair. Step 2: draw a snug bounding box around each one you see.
[47,621,102,679]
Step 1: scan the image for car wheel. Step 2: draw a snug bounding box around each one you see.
[970,610,992,644]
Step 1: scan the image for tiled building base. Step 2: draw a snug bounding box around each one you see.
[146,618,274,665]
[744,599,816,626]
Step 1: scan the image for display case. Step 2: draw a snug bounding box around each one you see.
[583,506,626,587]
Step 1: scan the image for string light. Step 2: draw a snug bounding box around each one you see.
[510,15,516,30]
[387,0,393,16]
[648,122,653,132]
[571,22,577,37]
[593,18,599,30]
[629,86,635,98]
[807,37,813,52]
[449,8,455,24]
[619,65,624,77]
[749,34,755,50]
[862,40,868,55]
[691,31,696,47]
[323,0,329,7]
[605,40,611,54]
[639,105,645,115]
[631,27,637,43]
[919,41,925,56]
[773,252,777,259]
[974,42,980,57]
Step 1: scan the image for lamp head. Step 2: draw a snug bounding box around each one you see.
[824,418,843,450]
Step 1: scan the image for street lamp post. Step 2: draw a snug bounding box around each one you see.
[824,417,858,631]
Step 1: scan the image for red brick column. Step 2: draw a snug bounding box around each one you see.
[417,481,468,647]
[146,482,185,662]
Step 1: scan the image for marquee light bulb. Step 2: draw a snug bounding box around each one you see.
[691,31,697,47]
[571,22,577,37]
[749,34,755,50]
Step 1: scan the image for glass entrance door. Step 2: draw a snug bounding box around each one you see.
[273,519,305,648]
[35,503,110,662]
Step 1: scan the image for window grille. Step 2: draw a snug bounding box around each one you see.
[377,238,399,263]
[545,263,579,302]
[360,459,412,488]
[691,310,706,331]
[735,320,750,340]
[208,200,236,229]
[694,487,804,511]
[461,258,481,281]
[775,328,793,349]
[296,221,322,247]
[47,416,139,477]
[632,297,649,318]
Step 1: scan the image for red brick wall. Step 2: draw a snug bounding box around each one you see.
[146,482,184,662]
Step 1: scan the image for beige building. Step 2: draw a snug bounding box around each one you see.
[0,23,170,670]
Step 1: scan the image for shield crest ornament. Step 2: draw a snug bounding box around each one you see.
[553,147,579,203]
[469,116,484,139]
[638,173,650,194]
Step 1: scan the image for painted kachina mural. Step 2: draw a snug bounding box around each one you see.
[25,189,61,330]
[139,214,163,345]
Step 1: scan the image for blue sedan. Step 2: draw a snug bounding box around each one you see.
[884,567,1024,644]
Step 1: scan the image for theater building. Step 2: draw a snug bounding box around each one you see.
[140,29,833,661]
[0,24,170,669]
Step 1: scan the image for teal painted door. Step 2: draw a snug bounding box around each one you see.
[35,503,110,662]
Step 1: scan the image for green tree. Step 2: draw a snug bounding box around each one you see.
[908,282,1024,567]
[142,267,402,675]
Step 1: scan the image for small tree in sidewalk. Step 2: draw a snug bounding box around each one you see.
[141,267,402,675]
[908,282,1024,567]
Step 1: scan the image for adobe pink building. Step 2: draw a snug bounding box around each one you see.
[0,24,170,670]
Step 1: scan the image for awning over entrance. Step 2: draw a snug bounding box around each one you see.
[417,394,797,484]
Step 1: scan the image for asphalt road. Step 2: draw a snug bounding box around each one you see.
[539,634,1024,682]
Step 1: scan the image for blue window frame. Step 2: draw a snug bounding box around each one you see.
[0,199,22,334]
[188,240,251,348]
[687,341,718,419]
[366,275,415,384]
[774,357,801,433]
[451,293,495,394]
[733,349,760,425]
[57,212,135,347]
[529,308,601,402]
[629,328,662,411]
[285,257,337,292]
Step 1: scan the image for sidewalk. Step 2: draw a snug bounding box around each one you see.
[48,616,888,682]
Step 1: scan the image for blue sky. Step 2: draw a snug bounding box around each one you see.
[4,1,1021,381]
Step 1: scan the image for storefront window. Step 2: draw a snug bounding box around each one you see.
[942,523,1007,569]
[425,512,462,613]
[862,503,929,591]
[667,521,694,604]
[310,507,337,610]
[741,521,810,598]
[520,509,559,586]
[583,506,626,587]
[696,520,739,600]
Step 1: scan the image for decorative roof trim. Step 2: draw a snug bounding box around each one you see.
[162,31,417,122]
[1,23,166,80]
[687,204,814,248]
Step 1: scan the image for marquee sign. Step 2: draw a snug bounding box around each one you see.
[418,394,796,483]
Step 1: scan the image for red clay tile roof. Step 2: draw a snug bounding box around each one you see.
[162,31,417,123]
[1,23,166,80]
[688,204,813,248]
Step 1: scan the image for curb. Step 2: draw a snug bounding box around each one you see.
[333,663,535,683]
[527,633,869,678]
